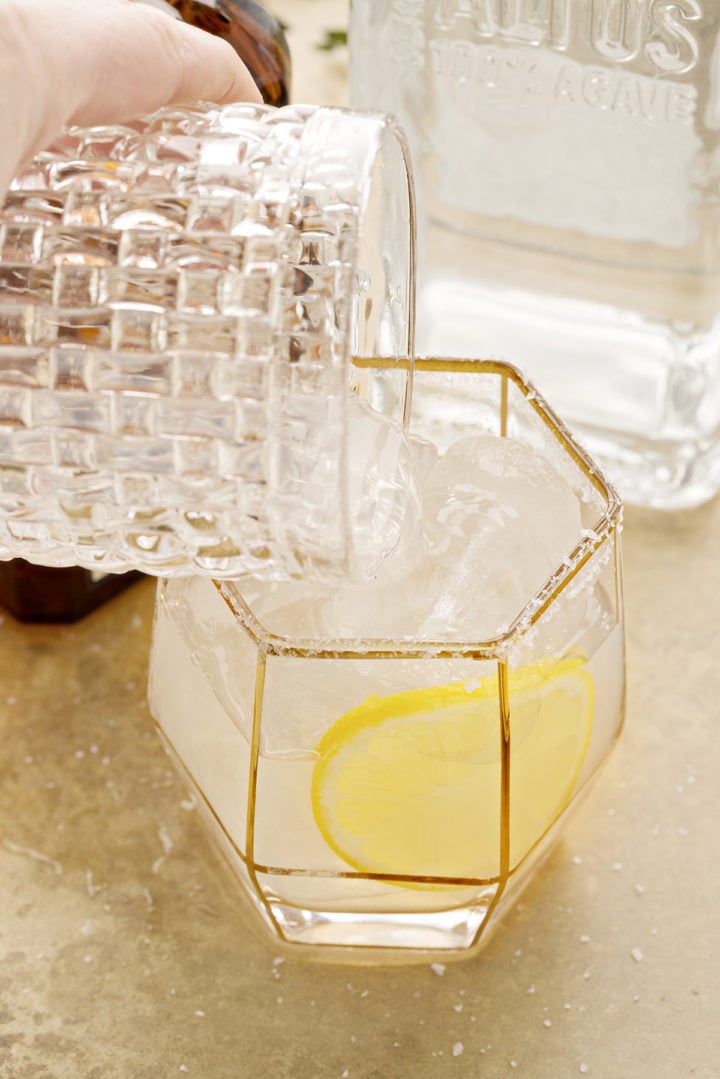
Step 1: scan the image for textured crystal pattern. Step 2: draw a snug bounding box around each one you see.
[0,104,365,576]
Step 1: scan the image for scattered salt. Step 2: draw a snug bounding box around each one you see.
[158,825,174,854]
[85,871,106,899]
[452,1042,464,1057]
[2,839,62,875]
[431,963,446,977]
[631,947,643,963]
[572,855,583,865]
[579,934,591,943]
[543,1020,552,1028]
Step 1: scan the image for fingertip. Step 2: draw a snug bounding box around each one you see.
[219,64,263,106]
[152,14,264,108]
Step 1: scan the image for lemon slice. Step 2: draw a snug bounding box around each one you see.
[311,654,593,885]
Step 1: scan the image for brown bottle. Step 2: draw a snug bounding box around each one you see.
[0,0,290,624]
[0,561,144,624]
[154,0,291,106]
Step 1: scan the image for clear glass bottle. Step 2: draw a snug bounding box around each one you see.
[350,1,720,509]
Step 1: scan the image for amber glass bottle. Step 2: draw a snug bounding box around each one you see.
[0,562,144,624]
[156,0,291,106]
[0,0,291,623]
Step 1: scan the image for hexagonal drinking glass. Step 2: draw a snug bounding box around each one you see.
[148,358,625,963]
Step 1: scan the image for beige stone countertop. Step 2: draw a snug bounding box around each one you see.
[2,4,720,1078]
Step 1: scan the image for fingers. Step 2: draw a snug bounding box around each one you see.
[7,0,262,134]
[67,2,263,127]
[0,0,264,198]
[148,14,264,108]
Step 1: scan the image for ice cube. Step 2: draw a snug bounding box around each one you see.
[243,433,583,643]
[407,434,583,638]
[345,395,432,576]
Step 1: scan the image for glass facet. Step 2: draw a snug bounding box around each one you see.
[0,103,414,581]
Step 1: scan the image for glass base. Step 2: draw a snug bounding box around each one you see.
[266,897,494,952]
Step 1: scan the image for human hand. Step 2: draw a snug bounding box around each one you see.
[0,0,262,195]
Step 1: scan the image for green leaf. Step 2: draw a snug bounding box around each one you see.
[317,29,348,51]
